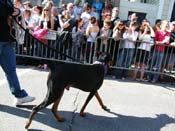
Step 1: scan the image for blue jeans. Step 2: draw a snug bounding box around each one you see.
[0,42,28,98]
[115,48,135,78]
[147,50,164,81]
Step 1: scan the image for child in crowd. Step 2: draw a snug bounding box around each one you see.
[115,21,138,79]
[147,20,170,83]
[98,20,112,52]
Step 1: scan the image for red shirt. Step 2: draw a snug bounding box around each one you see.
[154,30,170,52]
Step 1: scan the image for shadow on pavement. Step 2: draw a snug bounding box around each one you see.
[0,104,175,131]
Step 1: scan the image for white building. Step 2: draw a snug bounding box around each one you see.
[25,0,175,25]
[118,0,175,25]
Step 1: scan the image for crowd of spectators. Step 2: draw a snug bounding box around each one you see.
[13,0,175,83]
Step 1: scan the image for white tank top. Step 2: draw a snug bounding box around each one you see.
[87,32,98,43]
[139,34,153,51]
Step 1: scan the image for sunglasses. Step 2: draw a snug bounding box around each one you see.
[119,24,124,26]
[44,9,49,11]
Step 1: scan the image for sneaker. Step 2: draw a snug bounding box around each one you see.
[151,80,157,83]
[14,95,35,106]
[121,77,126,80]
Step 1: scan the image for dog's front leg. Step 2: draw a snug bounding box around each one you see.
[80,90,97,117]
[95,91,107,110]
[52,90,65,122]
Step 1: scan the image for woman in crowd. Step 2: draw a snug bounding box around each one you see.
[72,18,85,60]
[38,6,54,67]
[32,5,43,28]
[112,20,126,66]
[40,7,54,30]
[132,20,155,81]
[85,16,99,63]
[59,10,75,32]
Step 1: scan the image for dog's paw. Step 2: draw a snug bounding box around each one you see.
[25,120,31,129]
[57,117,65,122]
[102,105,107,109]
[102,106,110,112]
[80,112,86,117]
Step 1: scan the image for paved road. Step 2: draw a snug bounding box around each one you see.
[0,66,175,131]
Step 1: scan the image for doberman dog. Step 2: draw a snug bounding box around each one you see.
[25,53,112,129]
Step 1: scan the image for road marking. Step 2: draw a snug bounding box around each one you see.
[0,69,31,86]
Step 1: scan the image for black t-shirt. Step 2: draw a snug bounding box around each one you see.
[62,19,75,32]
[0,2,14,42]
[53,15,60,31]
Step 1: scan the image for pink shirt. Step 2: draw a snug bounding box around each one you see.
[154,30,170,52]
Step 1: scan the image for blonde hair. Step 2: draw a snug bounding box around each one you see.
[160,20,169,31]
[41,8,52,21]
[62,10,71,20]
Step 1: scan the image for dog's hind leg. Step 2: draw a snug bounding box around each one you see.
[95,91,107,110]
[52,90,65,122]
[80,90,97,117]
[25,101,46,129]
[25,80,62,129]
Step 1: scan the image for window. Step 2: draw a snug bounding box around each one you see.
[128,11,147,25]
[127,0,158,4]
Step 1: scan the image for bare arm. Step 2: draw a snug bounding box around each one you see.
[50,18,55,30]
[58,15,70,29]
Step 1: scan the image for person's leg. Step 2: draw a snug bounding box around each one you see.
[116,48,125,67]
[115,48,125,79]
[146,50,156,81]
[153,51,164,82]
[140,63,146,80]
[86,42,91,63]
[132,49,141,80]
[123,48,134,78]
[132,63,139,80]
[0,44,28,98]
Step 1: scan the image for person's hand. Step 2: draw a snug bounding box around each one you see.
[144,26,148,33]
[170,42,175,47]
[12,7,20,17]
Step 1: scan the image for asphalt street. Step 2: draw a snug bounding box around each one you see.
[0,65,175,131]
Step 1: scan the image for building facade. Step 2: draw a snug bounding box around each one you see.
[25,0,175,25]
[119,0,175,25]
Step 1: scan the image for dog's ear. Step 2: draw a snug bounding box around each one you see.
[98,52,112,64]
[105,54,112,64]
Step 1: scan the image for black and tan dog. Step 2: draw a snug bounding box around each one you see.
[25,53,112,129]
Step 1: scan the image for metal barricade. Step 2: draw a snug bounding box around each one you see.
[14,21,175,78]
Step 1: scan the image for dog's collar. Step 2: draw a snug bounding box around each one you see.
[93,61,102,65]
[93,61,107,76]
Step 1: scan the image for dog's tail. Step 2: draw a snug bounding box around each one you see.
[44,60,65,72]
[46,61,57,71]
[25,101,48,129]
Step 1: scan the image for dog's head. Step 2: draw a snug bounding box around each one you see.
[97,53,113,67]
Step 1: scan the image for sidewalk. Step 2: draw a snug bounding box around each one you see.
[0,66,175,131]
